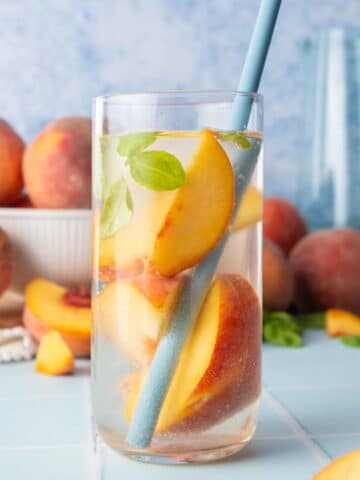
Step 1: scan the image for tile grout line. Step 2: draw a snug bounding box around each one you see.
[263,388,330,467]
[0,444,84,452]
[0,393,83,401]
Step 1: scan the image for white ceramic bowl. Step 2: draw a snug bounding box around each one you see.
[0,208,92,293]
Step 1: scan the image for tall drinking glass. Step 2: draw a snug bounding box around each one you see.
[92,91,263,464]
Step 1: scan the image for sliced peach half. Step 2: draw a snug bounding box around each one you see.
[97,129,235,278]
[94,274,184,366]
[23,279,91,357]
[122,274,261,433]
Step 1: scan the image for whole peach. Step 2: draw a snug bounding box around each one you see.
[264,197,307,255]
[289,228,360,314]
[0,119,25,205]
[263,238,293,311]
[23,117,91,209]
[0,227,14,296]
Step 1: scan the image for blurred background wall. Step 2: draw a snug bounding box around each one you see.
[1,0,359,200]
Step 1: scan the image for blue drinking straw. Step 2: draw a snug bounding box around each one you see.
[126,0,282,449]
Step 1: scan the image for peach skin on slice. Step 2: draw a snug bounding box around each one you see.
[95,274,184,366]
[35,331,74,376]
[23,279,91,357]
[232,185,263,232]
[122,274,261,433]
[313,449,360,479]
[150,129,235,276]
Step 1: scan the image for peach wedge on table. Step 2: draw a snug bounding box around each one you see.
[23,278,91,357]
[94,274,184,366]
[35,331,74,376]
[97,129,235,279]
[122,274,261,433]
[313,449,360,479]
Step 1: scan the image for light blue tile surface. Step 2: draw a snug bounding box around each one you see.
[254,394,294,438]
[99,439,323,480]
[1,331,359,478]
[314,435,360,459]
[0,394,88,448]
[263,331,360,388]
[0,359,89,398]
[0,448,89,480]
[271,386,360,436]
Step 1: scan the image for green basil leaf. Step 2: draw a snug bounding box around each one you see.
[100,177,133,239]
[130,150,185,191]
[218,131,251,149]
[263,312,301,333]
[341,335,360,348]
[118,132,159,157]
[263,323,302,347]
[297,313,326,330]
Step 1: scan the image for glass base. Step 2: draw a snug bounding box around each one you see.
[123,443,247,465]
[97,399,259,465]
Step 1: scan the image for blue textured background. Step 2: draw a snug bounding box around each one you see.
[1,0,359,200]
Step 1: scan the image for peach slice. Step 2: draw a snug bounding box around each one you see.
[96,193,174,281]
[23,279,91,357]
[94,274,184,366]
[97,129,235,278]
[313,449,360,479]
[35,331,74,376]
[326,309,360,337]
[151,130,235,276]
[232,185,263,232]
[122,274,261,433]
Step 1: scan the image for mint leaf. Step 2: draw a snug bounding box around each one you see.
[118,132,159,157]
[341,335,360,348]
[130,150,185,191]
[100,177,133,239]
[218,131,251,149]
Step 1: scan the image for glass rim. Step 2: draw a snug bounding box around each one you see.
[94,89,263,106]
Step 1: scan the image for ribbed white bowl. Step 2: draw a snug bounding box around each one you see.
[0,208,91,292]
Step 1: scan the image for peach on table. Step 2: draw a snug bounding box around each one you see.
[23,278,91,357]
[35,331,74,376]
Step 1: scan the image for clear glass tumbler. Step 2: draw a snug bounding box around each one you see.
[92,91,263,464]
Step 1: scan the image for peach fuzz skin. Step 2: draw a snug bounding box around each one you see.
[23,116,91,209]
[0,119,25,206]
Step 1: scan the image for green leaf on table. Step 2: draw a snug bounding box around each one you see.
[297,312,326,330]
[130,150,185,191]
[118,132,159,158]
[263,322,303,347]
[341,335,360,348]
[263,311,303,347]
[100,176,133,239]
[217,131,251,149]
